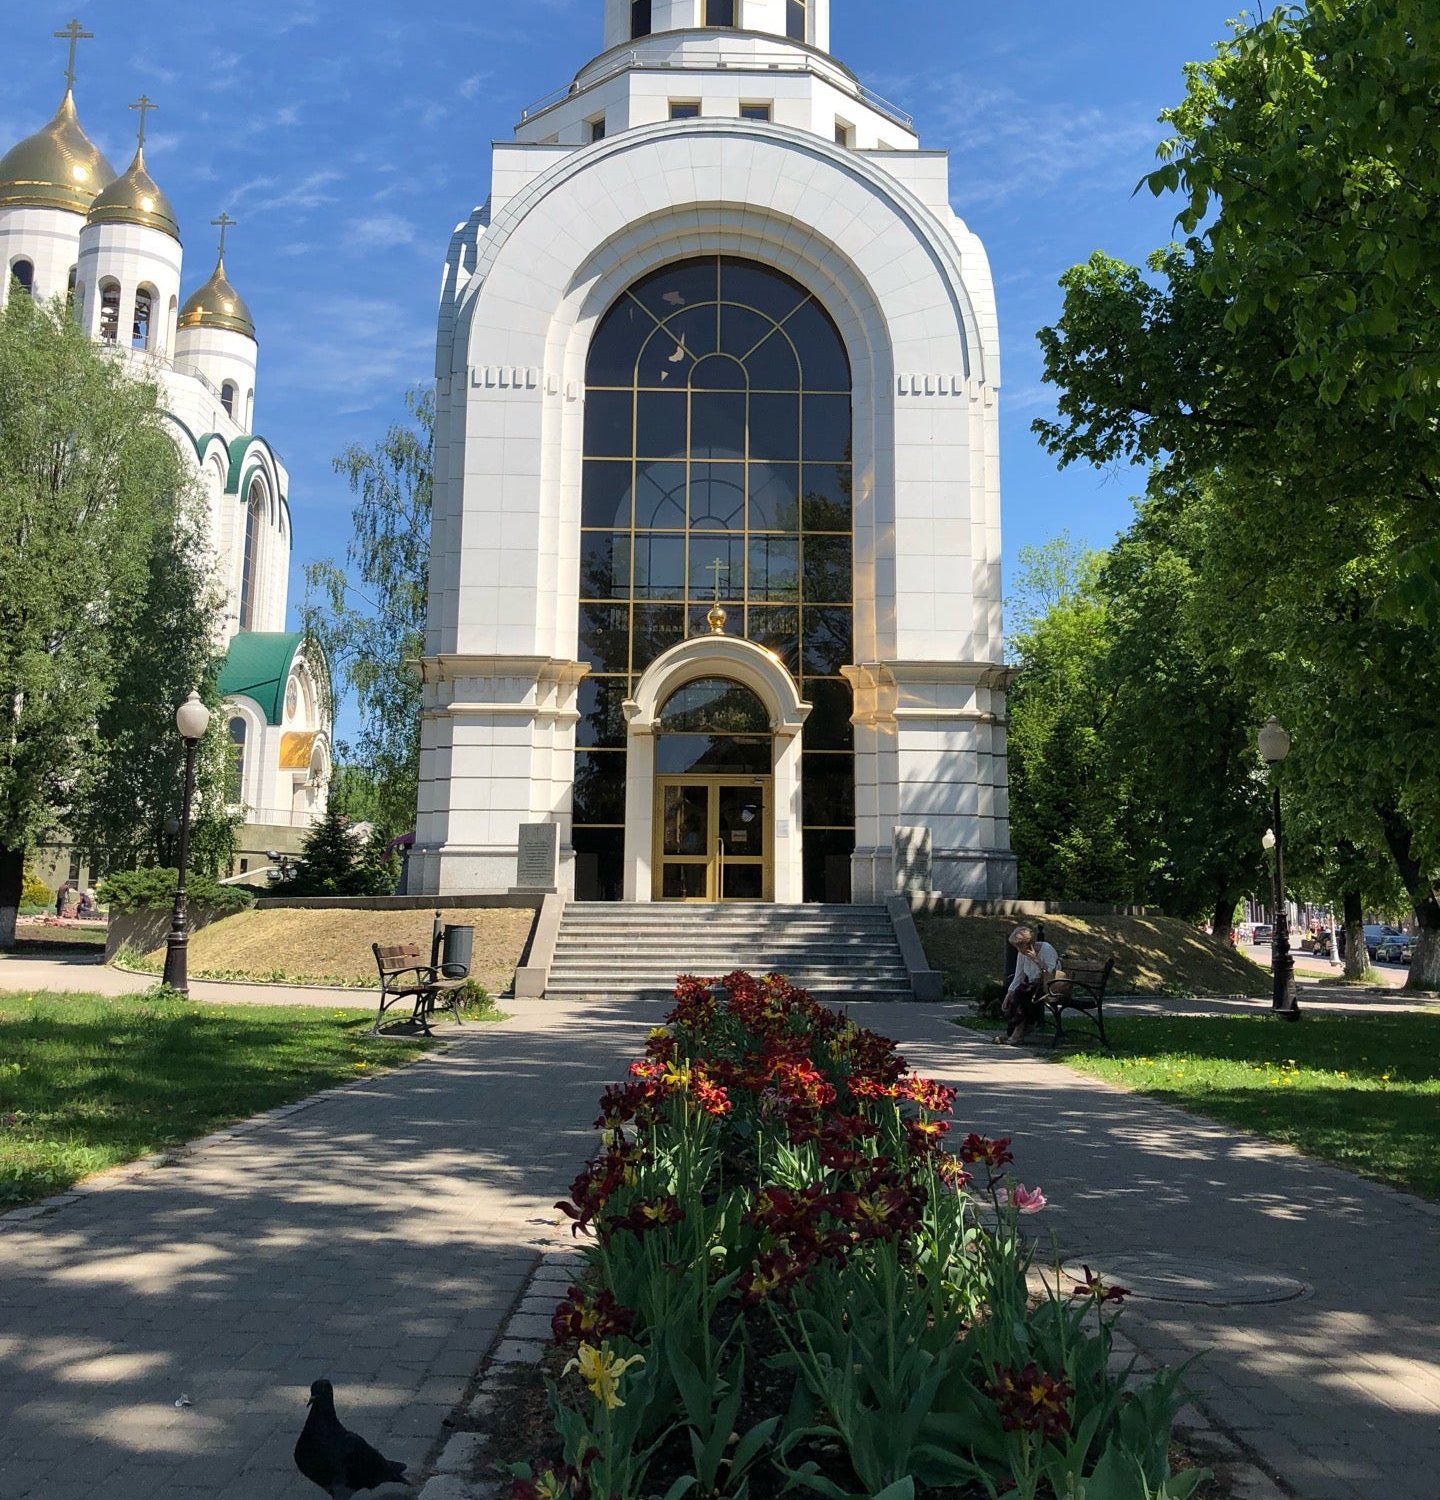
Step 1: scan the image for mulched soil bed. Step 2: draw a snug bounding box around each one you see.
[469,1303,1224,1499]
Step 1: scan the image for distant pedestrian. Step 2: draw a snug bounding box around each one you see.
[55,882,71,918]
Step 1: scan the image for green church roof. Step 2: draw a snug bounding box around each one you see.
[217,631,302,726]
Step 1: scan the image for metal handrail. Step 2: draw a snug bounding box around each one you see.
[520,49,914,131]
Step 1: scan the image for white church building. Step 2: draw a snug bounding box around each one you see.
[415,0,1015,904]
[0,27,330,881]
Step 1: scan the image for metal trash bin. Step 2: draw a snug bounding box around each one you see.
[440,923,473,980]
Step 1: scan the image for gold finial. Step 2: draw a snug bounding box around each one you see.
[211,211,236,259]
[706,556,730,634]
[53,19,94,93]
[128,93,156,149]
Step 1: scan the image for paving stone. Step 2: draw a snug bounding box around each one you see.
[419,1476,475,1500]
[436,1431,487,1473]
[490,1338,546,1365]
[499,1312,554,1340]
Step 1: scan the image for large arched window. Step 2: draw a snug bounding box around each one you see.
[98,278,121,343]
[577,255,855,900]
[221,381,238,419]
[132,285,155,350]
[631,0,651,37]
[238,479,265,628]
[9,259,34,299]
[704,0,737,25]
[786,0,807,41]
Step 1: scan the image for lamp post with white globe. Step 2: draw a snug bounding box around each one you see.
[162,691,212,995]
[1258,716,1299,1020]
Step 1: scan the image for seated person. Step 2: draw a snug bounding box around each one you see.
[996,925,1059,1045]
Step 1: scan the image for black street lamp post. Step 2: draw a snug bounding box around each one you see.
[1258,716,1299,1020]
[162,692,212,995]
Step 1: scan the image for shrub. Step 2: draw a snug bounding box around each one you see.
[268,807,398,897]
[97,867,256,916]
[21,865,51,908]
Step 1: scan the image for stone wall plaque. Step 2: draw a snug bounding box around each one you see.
[892,825,933,897]
[515,822,559,892]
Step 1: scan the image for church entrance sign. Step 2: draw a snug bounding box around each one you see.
[654,775,772,901]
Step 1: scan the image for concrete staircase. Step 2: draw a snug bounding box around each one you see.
[544,903,916,1001]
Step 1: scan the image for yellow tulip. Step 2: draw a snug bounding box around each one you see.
[563,1342,645,1409]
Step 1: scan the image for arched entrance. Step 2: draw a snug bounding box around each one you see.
[621,634,810,902]
[653,677,773,901]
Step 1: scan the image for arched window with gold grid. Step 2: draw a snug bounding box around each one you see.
[576,256,855,902]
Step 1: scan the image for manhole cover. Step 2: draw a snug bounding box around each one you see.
[1059,1253,1310,1307]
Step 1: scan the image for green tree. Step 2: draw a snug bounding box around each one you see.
[67,483,236,877]
[1097,490,1268,933]
[1006,540,1138,901]
[302,386,433,838]
[0,295,199,945]
[1035,2,1440,988]
[271,803,396,897]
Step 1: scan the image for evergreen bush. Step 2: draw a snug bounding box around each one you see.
[98,868,256,915]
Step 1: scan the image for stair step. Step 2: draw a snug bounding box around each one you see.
[544,900,915,1000]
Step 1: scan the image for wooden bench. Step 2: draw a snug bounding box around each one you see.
[1043,956,1115,1049]
[371,942,467,1036]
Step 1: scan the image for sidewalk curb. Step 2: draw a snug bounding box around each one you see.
[420,1240,585,1500]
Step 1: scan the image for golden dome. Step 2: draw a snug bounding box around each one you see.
[0,91,116,214]
[178,256,256,340]
[86,145,179,240]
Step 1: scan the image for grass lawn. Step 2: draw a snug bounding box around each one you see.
[919,911,1270,999]
[133,905,537,991]
[956,1011,1440,1199]
[0,989,434,1209]
[13,923,106,949]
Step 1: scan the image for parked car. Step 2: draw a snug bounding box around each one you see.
[1375,933,1415,965]
[1364,923,1401,959]
[1251,923,1274,946]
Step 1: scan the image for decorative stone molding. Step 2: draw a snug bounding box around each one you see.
[624,635,811,737]
[467,365,540,389]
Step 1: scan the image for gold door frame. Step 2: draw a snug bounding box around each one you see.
[653,775,773,902]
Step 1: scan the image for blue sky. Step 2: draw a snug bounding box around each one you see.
[10,1,1239,732]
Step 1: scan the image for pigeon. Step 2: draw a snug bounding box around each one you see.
[294,1378,412,1497]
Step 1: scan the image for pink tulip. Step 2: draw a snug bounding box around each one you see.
[1009,1184,1047,1214]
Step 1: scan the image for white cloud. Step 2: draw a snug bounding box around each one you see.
[342,212,423,250]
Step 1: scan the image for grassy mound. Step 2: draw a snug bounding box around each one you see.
[917,910,1270,999]
[139,905,536,992]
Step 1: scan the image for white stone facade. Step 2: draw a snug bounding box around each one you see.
[415,0,1014,903]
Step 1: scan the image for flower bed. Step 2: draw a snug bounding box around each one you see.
[521,972,1206,1500]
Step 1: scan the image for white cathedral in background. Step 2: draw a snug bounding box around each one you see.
[0,24,330,882]
[415,0,1016,904]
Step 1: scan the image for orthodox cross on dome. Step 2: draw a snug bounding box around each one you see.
[53,19,94,92]
[129,94,157,148]
[211,211,236,258]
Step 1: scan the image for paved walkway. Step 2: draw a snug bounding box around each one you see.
[2,960,1437,1499]
[0,997,654,1499]
[855,1003,1440,1500]
[0,948,374,1008]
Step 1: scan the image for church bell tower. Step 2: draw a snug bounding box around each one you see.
[602,0,830,52]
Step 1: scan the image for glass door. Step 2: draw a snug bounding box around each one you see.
[654,776,771,901]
